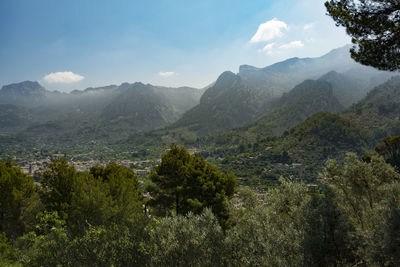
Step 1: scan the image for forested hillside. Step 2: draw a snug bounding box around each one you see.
[218,79,344,143]
[343,76,400,144]
[204,112,365,186]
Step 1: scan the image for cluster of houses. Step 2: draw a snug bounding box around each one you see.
[18,153,161,177]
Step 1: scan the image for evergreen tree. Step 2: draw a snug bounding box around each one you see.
[71,163,142,230]
[147,145,236,224]
[0,160,41,239]
[326,0,400,70]
[40,158,77,220]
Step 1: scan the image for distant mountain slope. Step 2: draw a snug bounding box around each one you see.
[343,76,400,143]
[318,71,366,107]
[207,69,396,147]
[170,71,274,136]
[238,45,391,97]
[155,86,204,113]
[201,79,344,147]
[101,83,183,133]
[158,46,393,139]
[207,77,400,187]
[239,79,343,137]
[0,104,31,132]
[0,81,203,146]
[289,112,364,148]
[0,81,48,107]
[210,112,365,187]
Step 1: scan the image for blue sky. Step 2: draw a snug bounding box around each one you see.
[0,0,350,92]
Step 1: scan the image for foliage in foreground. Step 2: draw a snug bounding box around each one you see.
[1,146,400,266]
[147,145,236,226]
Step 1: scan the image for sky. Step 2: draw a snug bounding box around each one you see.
[0,0,351,92]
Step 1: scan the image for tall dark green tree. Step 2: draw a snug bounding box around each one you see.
[147,146,192,216]
[147,145,236,223]
[326,0,400,71]
[40,158,77,220]
[88,163,142,224]
[0,160,41,239]
[69,163,142,235]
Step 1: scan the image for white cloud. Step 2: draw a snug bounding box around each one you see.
[250,18,288,43]
[259,43,275,54]
[279,41,304,49]
[159,71,175,77]
[43,71,84,83]
[303,23,314,31]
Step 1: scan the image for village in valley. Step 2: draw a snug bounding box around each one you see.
[15,150,159,179]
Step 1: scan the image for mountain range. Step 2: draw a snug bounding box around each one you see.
[132,46,392,145]
[0,81,203,145]
[0,45,398,176]
[206,76,400,187]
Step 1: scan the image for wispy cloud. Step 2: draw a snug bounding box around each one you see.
[250,18,288,43]
[279,41,304,49]
[159,71,175,77]
[43,71,84,83]
[259,43,275,54]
